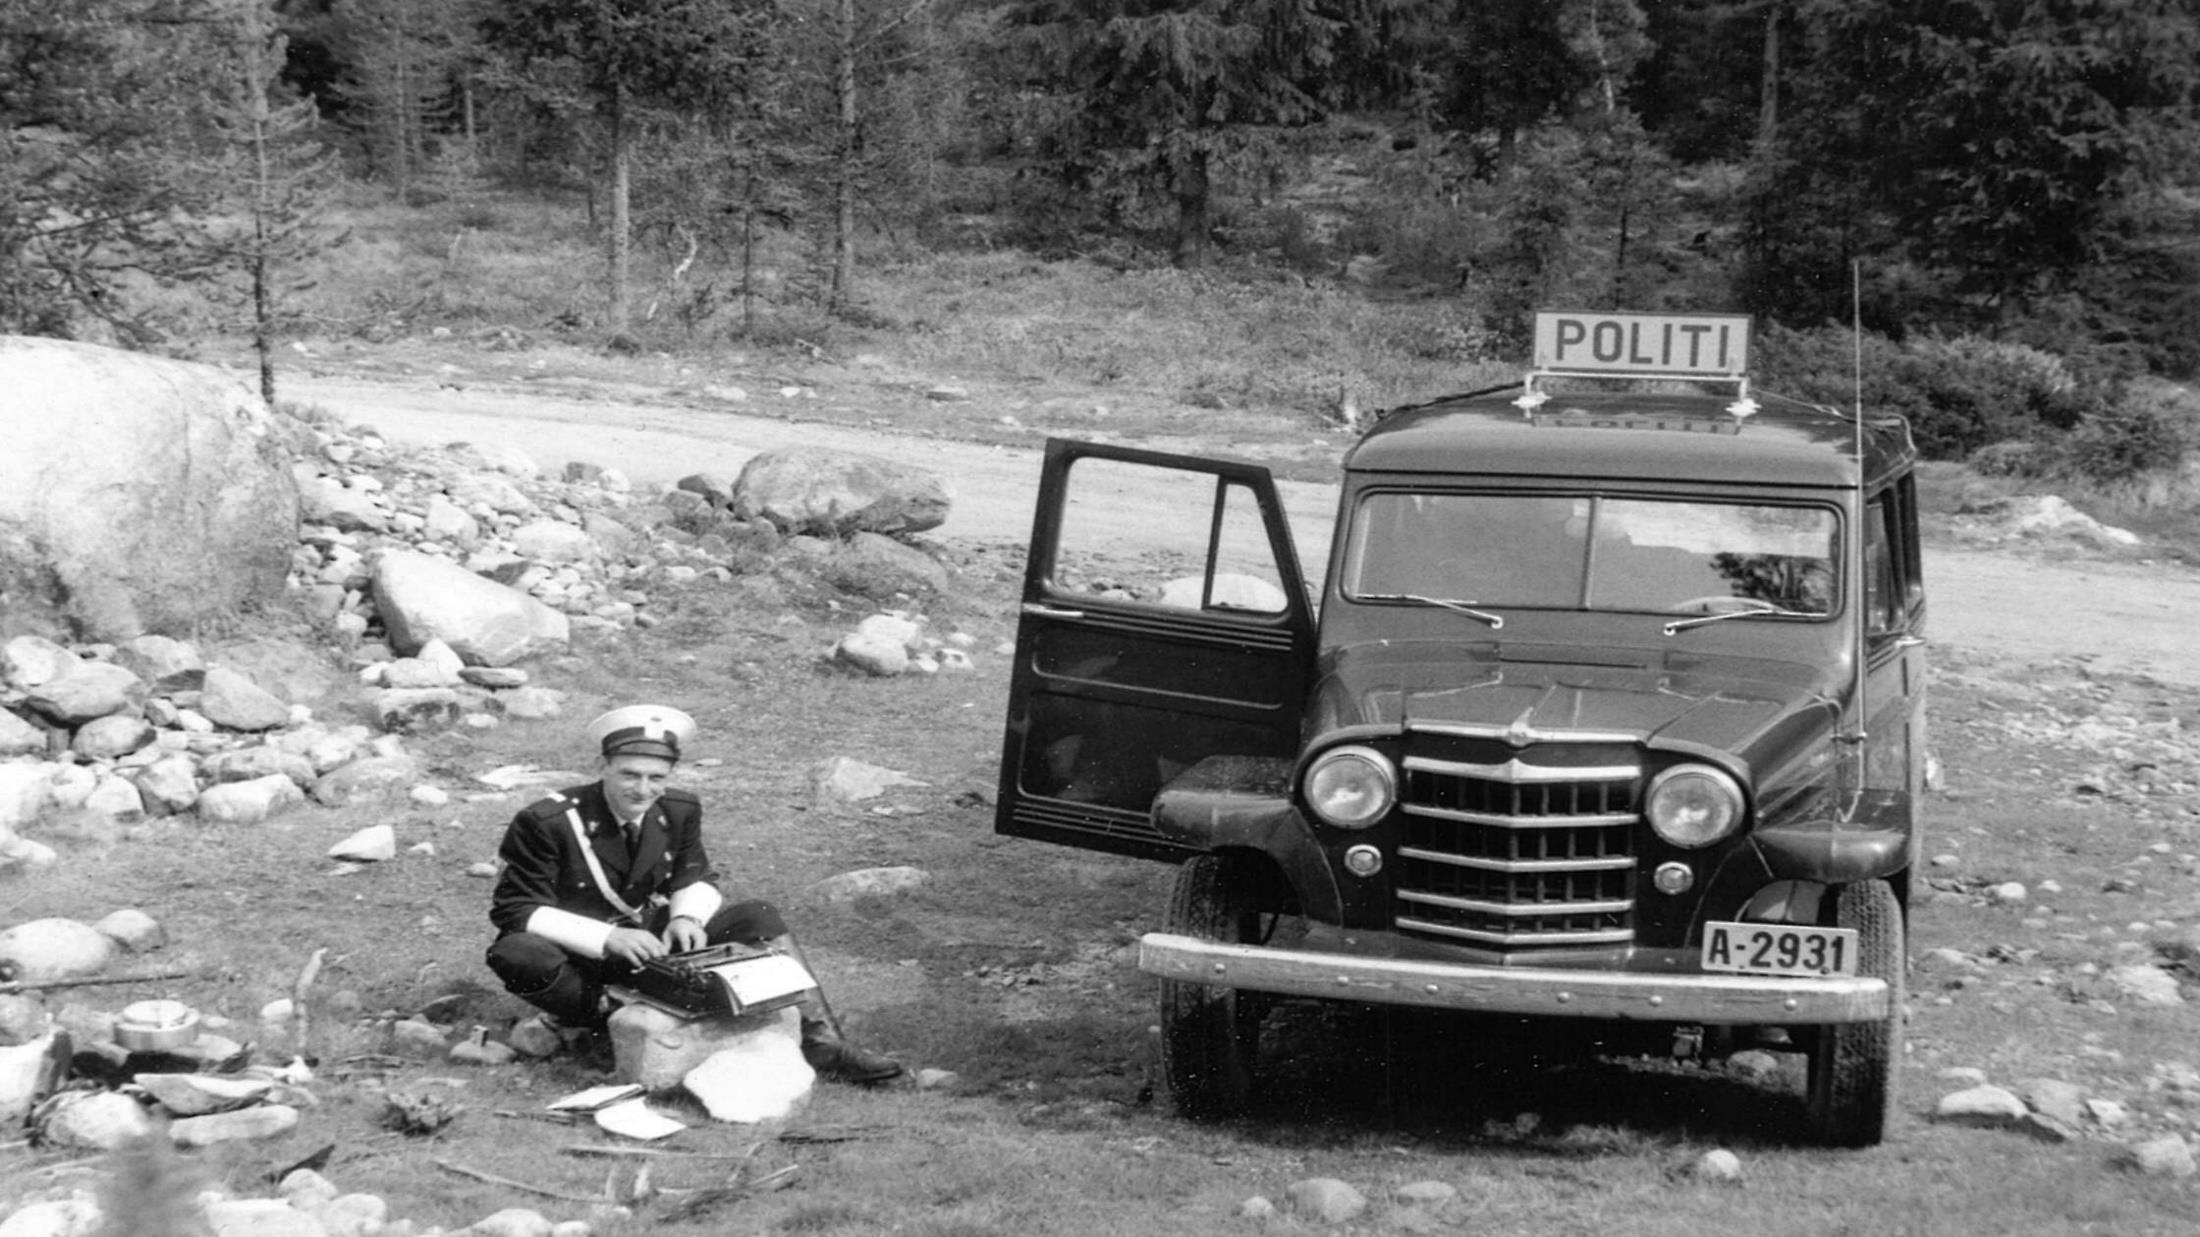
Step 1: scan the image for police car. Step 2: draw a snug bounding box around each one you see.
[994,310,1926,1147]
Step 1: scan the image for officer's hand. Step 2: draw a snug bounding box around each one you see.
[604,927,667,966]
[663,916,707,953]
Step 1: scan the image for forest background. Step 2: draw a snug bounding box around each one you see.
[5,0,2200,505]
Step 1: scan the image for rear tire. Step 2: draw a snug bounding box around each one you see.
[1804,879,1904,1147]
[1158,855,1266,1119]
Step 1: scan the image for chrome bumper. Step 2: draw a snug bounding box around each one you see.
[1138,932,1890,1025]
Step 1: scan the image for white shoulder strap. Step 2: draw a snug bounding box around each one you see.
[565,807,649,926]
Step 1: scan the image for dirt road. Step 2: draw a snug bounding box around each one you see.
[295,374,2200,687]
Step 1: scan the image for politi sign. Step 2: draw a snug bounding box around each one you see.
[1533,310,1752,376]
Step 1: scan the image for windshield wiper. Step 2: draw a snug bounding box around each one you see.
[1662,603,1813,636]
[1359,593,1504,629]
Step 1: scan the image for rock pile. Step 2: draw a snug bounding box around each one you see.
[0,413,967,869]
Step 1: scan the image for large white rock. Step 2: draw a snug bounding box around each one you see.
[24,662,141,726]
[731,448,953,537]
[1,636,79,690]
[0,1194,102,1237]
[607,1004,802,1093]
[194,774,306,825]
[0,1032,66,1125]
[370,550,569,667]
[510,520,597,564]
[113,634,206,693]
[0,918,116,983]
[463,1209,552,1237]
[0,708,45,757]
[95,908,165,952]
[199,666,293,733]
[0,337,298,643]
[0,762,52,827]
[72,714,154,761]
[1158,571,1288,611]
[682,1031,815,1124]
[130,754,203,815]
[328,824,396,863]
[203,1197,330,1237]
[170,1103,300,1146]
[38,1090,153,1150]
[808,865,931,904]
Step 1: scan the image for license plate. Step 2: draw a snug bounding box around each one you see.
[1701,922,1860,977]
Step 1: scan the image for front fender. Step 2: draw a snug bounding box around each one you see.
[1151,756,1342,922]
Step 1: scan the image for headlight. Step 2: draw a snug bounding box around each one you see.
[1304,745,1395,828]
[1646,764,1746,847]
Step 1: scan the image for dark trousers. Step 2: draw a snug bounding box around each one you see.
[485,900,790,1026]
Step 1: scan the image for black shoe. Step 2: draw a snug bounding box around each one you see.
[802,1036,903,1085]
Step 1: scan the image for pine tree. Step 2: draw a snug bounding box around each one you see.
[206,0,335,403]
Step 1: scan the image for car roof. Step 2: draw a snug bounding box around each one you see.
[1346,386,1917,490]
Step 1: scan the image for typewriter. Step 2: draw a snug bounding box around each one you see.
[613,944,817,1019]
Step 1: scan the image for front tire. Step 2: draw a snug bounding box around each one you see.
[1158,855,1266,1119]
[1804,879,1904,1146]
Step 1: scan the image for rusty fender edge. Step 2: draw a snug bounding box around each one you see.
[1138,933,1890,1025]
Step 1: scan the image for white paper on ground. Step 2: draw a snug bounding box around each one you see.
[547,1083,645,1113]
[593,1097,686,1141]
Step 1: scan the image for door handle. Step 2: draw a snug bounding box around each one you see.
[1895,635,1925,649]
[1022,603,1088,620]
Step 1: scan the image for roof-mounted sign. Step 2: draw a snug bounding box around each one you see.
[1532,311,1752,377]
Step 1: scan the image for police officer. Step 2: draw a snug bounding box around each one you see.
[486,704,902,1083]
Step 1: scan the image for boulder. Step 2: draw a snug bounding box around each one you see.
[297,474,390,532]
[510,520,596,564]
[826,533,951,598]
[0,1195,101,1237]
[170,1103,300,1146]
[371,689,464,735]
[464,1210,553,1237]
[731,448,953,537]
[371,550,569,667]
[81,774,144,821]
[808,756,926,803]
[37,1090,152,1151]
[202,1198,330,1237]
[328,824,396,863]
[0,1032,67,1125]
[1284,1179,1367,1225]
[24,662,141,726]
[203,746,317,789]
[113,634,207,693]
[423,494,481,547]
[0,918,116,984]
[682,1031,815,1124]
[72,714,154,761]
[94,908,165,952]
[194,775,305,825]
[2,636,80,690]
[0,337,298,643]
[0,707,46,757]
[198,666,292,733]
[607,1003,801,1093]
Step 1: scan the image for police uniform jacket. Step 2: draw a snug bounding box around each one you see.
[490,781,726,959]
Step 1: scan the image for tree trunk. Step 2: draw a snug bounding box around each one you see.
[829,0,858,312]
[1758,2,1781,145]
[607,85,631,335]
[1172,146,1211,268]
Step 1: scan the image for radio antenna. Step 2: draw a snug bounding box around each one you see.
[1841,260,1868,819]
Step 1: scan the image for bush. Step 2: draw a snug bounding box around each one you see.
[2040,380,2200,484]
[1755,325,2094,460]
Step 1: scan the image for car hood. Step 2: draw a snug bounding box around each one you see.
[1309,639,1847,778]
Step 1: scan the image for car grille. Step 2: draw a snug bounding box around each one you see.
[1392,745,1641,950]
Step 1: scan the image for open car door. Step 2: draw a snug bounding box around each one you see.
[995,439,1317,861]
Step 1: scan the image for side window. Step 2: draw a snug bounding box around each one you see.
[1864,494,1898,637]
[1051,456,1288,614]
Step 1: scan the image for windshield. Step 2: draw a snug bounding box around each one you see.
[1343,494,1838,616]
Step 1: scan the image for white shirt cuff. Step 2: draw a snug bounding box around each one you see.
[524,906,615,958]
[668,883,724,924]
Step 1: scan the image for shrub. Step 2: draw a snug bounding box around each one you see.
[2041,380,2200,484]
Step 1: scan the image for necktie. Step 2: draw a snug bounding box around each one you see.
[620,819,641,858]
